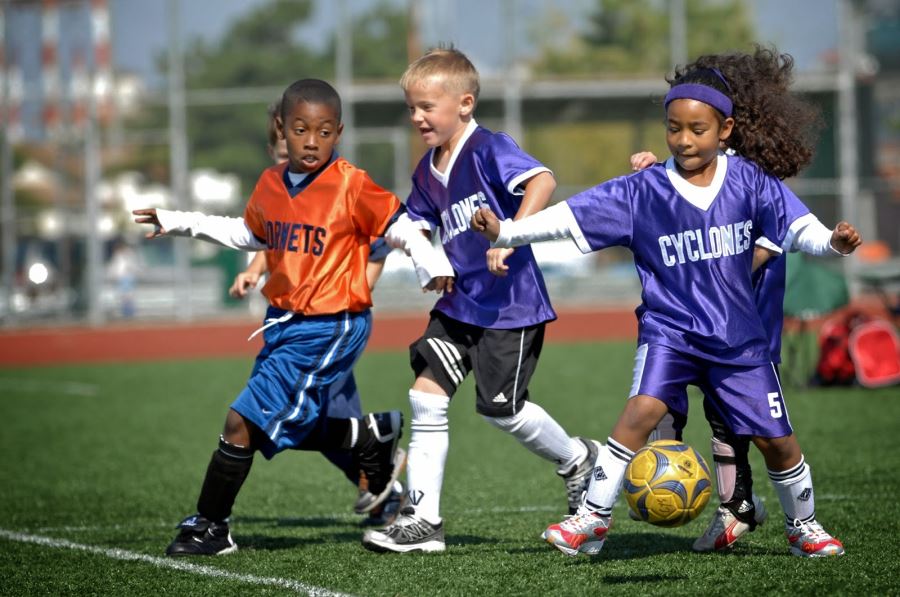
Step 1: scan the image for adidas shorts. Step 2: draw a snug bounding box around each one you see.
[409,310,544,417]
[631,343,793,438]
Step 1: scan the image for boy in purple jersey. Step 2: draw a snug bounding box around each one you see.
[362,47,600,554]
[474,47,861,558]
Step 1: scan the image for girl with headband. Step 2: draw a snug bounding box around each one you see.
[471,46,861,559]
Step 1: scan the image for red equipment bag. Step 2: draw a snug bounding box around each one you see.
[849,319,900,388]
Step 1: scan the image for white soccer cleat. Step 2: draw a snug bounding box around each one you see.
[692,494,768,552]
[542,508,611,557]
[786,519,844,558]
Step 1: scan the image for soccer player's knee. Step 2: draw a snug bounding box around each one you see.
[482,402,536,432]
[409,389,449,431]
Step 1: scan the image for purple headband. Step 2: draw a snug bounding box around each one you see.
[664,83,733,117]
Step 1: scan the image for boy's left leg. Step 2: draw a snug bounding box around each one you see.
[166,408,257,556]
[475,324,599,515]
[320,372,406,525]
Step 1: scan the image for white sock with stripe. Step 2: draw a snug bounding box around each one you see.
[768,455,816,525]
[483,402,583,465]
[581,438,634,517]
[406,389,450,525]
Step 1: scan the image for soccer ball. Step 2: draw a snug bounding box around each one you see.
[623,440,712,527]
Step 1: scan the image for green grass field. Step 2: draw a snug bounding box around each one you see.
[2,340,899,596]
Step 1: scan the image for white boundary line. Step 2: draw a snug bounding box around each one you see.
[0,529,356,597]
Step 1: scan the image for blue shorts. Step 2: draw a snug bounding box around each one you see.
[326,371,363,419]
[630,343,793,438]
[232,307,371,459]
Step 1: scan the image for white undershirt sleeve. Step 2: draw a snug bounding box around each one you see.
[156,209,266,251]
[384,212,455,287]
[491,202,580,249]
[785,214,845,256]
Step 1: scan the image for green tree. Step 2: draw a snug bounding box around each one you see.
[530,0,756,77]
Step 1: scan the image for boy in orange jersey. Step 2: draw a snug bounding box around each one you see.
[229,98,403,527]
[133,79,452,556]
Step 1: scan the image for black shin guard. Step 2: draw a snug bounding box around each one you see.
[196,436,254,523]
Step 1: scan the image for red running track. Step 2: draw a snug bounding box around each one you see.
[0,307,639,367]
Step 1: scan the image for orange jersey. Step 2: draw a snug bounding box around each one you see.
[243,158,401,315]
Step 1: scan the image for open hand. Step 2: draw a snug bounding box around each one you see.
[132,208,165,239]
[229,271,262,299]
[425,275,455,295]
[630,151,658,171]
[487,247,513,277]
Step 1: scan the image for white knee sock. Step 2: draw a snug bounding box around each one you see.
[768,455,815,525]
[406,389,450,524]
[483,402,584,466]
[582,438,634,517]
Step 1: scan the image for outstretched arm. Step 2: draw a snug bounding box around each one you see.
[788,216,862,256]
[471,202,579,248]
[487,171,557,277]
[132,208,266,251]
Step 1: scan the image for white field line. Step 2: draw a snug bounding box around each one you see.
[0,378,99,396]
[0,529,356,597]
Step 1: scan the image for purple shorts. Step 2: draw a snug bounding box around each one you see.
[630,343,793,438]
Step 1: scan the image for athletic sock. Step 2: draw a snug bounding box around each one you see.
[406,389,450,524]
[768,455,816,525]
[484,402,580,465]
[582,437,634,517]
[196,436,254,523]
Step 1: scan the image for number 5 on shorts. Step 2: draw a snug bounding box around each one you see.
[767,392,783,418]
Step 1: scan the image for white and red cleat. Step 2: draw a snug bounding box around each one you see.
[542,509,611,557]
[786,519,845,557]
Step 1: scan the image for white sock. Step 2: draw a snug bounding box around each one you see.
[484,402,582,466]
[582,438,634,517]
[768,455,815,525]
[406,389,450,524]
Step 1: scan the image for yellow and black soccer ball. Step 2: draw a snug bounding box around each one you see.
[624,440,712,527]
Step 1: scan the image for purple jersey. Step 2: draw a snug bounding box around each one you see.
[566,153,809,365]
[406,121,556,329]
[753,254,787,363]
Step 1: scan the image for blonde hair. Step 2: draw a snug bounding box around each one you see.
[400,47,480,101]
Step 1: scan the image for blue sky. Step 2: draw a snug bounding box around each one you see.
[5,0,840,96]
[105,0,840,86]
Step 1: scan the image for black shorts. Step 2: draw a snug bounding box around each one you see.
[409,310,545,417]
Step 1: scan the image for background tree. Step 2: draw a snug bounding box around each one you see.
[529,0,756,77]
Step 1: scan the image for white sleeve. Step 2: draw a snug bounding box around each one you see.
[156,209,266,251]
[384,212,455,287]
[491,202,579,248]
[785,214,845,256]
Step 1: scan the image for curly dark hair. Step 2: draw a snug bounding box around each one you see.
[668,46,822,179]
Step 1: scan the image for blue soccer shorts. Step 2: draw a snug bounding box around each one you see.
[630,343,793,438]
[232,307,371,459]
